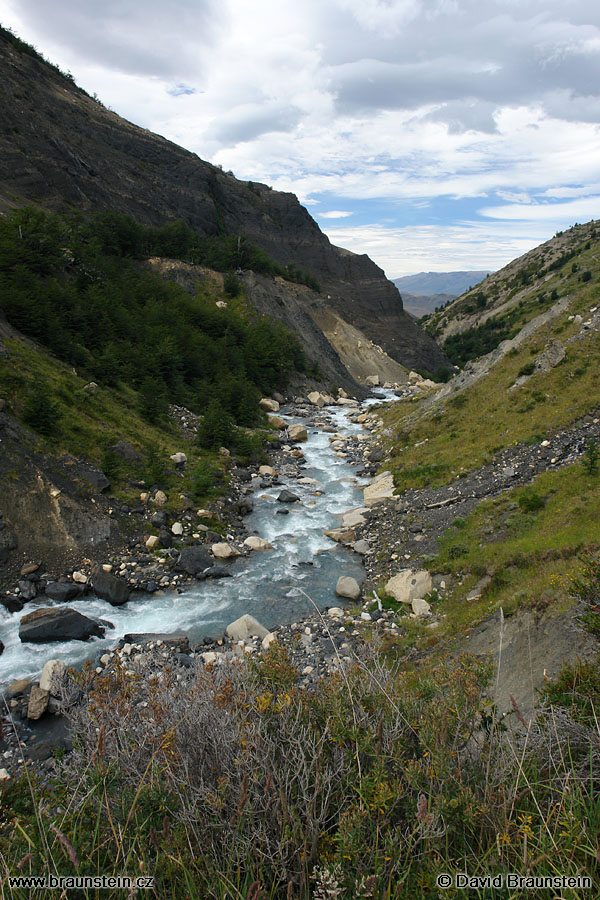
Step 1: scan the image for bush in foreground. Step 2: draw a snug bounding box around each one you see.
[2,562,600,898]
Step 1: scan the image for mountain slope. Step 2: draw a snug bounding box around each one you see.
[0,27,448,377]
[422,222,598,358]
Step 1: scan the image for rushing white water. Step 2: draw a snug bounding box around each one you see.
[0,392,396,686]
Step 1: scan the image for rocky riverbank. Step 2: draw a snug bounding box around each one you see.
[0,385,407,777]
[5,379,598,782]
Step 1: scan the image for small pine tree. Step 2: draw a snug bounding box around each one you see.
[22,384,61,435]
[197,399,235,450]
[583,439,599,475]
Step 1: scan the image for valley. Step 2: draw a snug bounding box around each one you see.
[0,23,599,900]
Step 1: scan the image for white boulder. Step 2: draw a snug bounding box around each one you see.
[39,659,66,694]
[335,576,361,601]
[259,398,280,412]
[412,597,432,617]
[385,569,432,604]
[212,542,240,559]
[243,536,274,551]
[363,471,396,506]
[226,614,270,641]
[288,423,308,442]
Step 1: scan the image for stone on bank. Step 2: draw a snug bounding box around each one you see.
[335,576,361,601]
[385,569,432,604]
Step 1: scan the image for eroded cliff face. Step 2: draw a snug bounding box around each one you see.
[144,259,364,392]
[0,29,448,376]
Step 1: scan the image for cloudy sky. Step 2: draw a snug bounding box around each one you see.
[1,0,599,277]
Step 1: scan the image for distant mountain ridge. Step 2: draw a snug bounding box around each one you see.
[393,271,492,297]
[393,271,492,319]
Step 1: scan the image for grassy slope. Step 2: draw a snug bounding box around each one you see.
[384,277,600,494]
[0,334,229,510]
[369,221,600,645]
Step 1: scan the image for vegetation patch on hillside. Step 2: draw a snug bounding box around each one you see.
[0,206,309,434]
[0,337,264,509]
[429,463,600,635]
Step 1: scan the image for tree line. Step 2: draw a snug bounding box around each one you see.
[0,206,308,428]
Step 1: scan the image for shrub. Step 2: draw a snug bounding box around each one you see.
[22,383,61,435]
[190,459,221,499]
[518,488,546,512]
[518,361,535,378]
[223,272,241,297]
[196,399,235,450]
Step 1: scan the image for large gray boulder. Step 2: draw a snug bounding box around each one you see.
[110,440,142,465]
[335,576,361,601]
[19,608,105,643]
[83,466,111,493]
[535,339,566,373]
[277,490,300,503]
[91,568,130,606]
[177,545,213,576]
[44,582,84,603]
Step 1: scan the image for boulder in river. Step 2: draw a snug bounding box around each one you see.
[243,536,274,551]
[324,527,356,544]
[1,595,24,613]
[277,490,300,503]
[177,545,212,576]
[19,607,106,643]
[44,582,84,603]
[335,576,361,601]
[203,566,233,579]
[288,424,308,442]
[91,567,130,606]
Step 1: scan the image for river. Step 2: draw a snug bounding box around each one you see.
[0,391,394,685]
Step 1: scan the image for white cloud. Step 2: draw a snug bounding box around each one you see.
[323,220,563,277]
[1,0,599,274]
[318,210,354,218]
[479,196,600,221]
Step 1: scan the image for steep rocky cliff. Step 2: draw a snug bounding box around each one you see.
[0,27,447,377]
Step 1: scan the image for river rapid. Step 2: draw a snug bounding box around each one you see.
[0,392,394,686]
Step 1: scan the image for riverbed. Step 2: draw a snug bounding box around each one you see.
[0,393,393,685]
